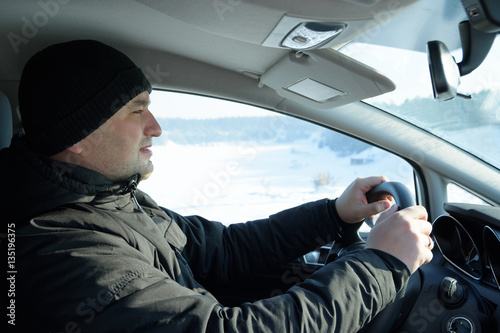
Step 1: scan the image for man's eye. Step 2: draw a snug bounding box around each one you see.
[133,109,143,114]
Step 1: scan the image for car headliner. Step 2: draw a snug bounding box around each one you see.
[0,0,464,82]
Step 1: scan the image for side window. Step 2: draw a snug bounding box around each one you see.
[447,183,490,205]
[140,91,415,226]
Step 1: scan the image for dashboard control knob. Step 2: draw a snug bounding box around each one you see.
[447,315,474,333]
[440,277,465,306]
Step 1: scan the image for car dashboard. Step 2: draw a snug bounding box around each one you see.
[424,203,500,332]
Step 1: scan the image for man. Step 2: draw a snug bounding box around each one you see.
[1,40,433,332]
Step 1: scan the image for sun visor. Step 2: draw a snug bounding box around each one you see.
[258,49,396,109]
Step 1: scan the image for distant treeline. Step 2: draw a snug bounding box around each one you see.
[156,116,371,157]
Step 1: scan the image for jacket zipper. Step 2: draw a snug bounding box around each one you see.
[127,179,142,211]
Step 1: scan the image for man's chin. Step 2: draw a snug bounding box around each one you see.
[140,162,154,181]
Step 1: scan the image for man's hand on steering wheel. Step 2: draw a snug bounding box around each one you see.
[335,176,392,223]
[335,176,434,274]
[367,205,434,274]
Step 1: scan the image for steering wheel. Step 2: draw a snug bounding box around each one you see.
[355,181,420,333]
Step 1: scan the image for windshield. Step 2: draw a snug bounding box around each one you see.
[341,36,500,170]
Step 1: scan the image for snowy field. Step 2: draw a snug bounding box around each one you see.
[139,139,415,226]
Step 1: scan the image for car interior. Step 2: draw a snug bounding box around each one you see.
[1,0,500,332]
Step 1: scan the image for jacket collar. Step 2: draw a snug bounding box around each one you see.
[1,133,142,222]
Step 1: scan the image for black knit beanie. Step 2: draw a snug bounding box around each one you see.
[18,40,152,156]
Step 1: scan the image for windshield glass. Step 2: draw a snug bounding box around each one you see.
[340,36,500,170]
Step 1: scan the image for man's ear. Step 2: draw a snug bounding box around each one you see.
[66,142,84,154]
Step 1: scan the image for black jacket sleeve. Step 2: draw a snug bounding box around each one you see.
[159,198,410,332]
[166,199,343,285]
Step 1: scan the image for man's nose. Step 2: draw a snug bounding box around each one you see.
[145,111,162,137]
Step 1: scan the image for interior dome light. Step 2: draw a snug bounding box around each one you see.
[281,22,345,50]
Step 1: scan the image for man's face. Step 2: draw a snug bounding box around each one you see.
[72,91,162,182]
